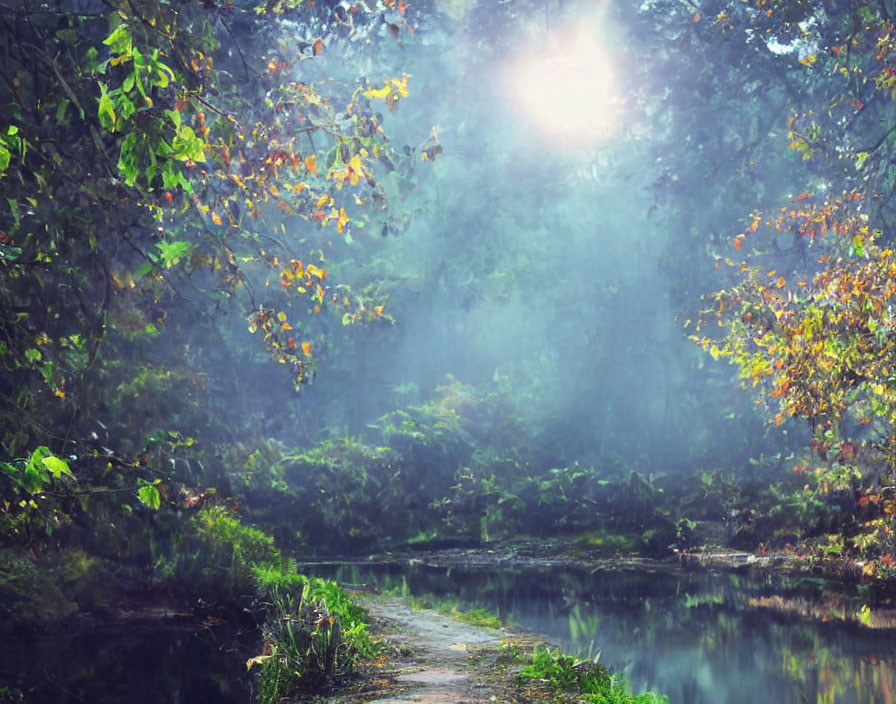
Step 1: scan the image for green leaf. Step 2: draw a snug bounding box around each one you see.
[171,125,206,163]
[134,261,153,280]
[0,145,10,175]
[117,132,140,186]
[42,455,73,480]
[165,109,182,128]
[856,151,869,170]
[97,82,117,131]
[55,98,70,124]
[137,484,161,510]
[5,198,19,230]
[24,446,51,492]
[103,24,133,56]
[24,348,42,364]
[156,240,194,267]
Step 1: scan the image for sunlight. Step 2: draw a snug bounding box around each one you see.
[507,24,621,148]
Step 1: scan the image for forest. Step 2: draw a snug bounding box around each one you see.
[2,1,896,703]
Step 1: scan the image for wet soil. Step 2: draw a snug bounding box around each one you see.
[335,596,530,704]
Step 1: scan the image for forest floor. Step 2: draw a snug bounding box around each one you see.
[333,596,546,704]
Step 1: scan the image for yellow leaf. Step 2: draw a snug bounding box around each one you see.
[363,84,392,99]
[306,264,326,280]
[336,207,350,233]
[392,75,409,97]
[211,211,222,225]
[277,312,287,323]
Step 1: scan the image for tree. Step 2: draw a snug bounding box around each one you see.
[0,0,430,541]
[692,0,896,571]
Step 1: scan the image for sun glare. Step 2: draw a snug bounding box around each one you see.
[508,25,621,148]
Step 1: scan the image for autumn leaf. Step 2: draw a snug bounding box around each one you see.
[313,38,324,56]
[363,84,392,100]
[747,215,761,233]
[301,341,312,357]
[306,264,326,280]
[336,207,350,233]
[304,155,317,173]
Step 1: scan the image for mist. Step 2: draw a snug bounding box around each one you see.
[243,0,804,477]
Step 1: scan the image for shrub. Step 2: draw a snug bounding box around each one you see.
[253,574,373,702]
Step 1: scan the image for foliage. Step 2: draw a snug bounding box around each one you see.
[252,571,373,702]
[687,1,896,576]
[401,590,502,628]
[516,648,668,704]
[0,549,76,629]
[0,0,428,575]
[237,380,685,554]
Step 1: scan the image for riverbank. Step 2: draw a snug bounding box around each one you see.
[334,596,667,704]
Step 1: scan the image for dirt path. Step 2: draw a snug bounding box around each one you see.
[349,597,505,704]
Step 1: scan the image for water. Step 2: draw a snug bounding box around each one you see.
[309,559,896,704]
[0,622,253,704]
[3,561,893,704]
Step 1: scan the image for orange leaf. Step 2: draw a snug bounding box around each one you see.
[734,234,744,250]
[211,211,222,225]
[795,192,812,201]
[747,216,761,233]
[301,341,312,357]
[313,38,324,56]
[304,155,318,173]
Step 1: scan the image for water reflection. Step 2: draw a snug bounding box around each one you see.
[313,561,896,704]
[0,623,253,704]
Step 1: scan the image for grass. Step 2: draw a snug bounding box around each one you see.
[469,640,668,704]
[515,648,668,704]
[381,575,505,628]
[251,562,375,704]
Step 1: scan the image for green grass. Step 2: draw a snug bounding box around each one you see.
[390,584,503,629]
[516,648,668,704]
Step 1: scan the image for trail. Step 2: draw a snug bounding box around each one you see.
[352,597,504,704]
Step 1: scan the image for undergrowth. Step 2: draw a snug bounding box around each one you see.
[511,646,668,704]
